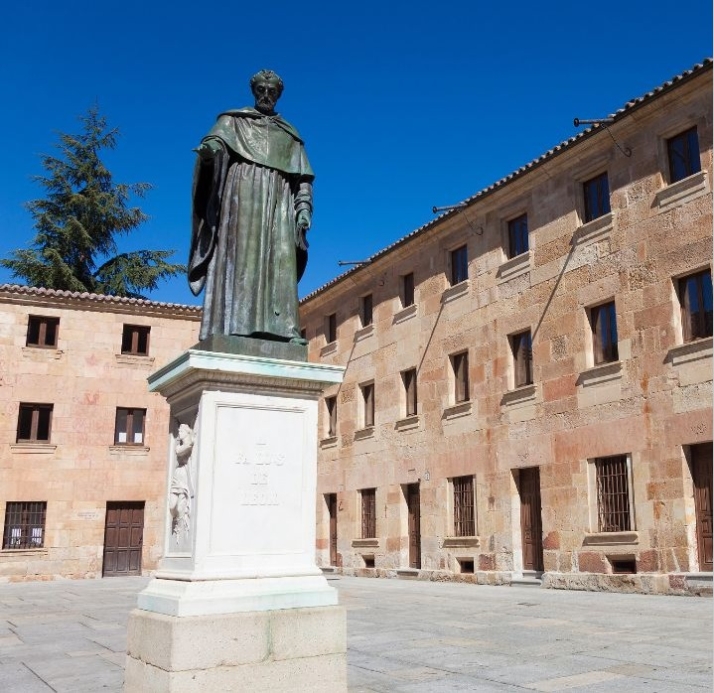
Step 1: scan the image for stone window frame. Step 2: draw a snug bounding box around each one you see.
[121,324,151,356]
[325,313,337,344]
[401,367,418,418]
[450,475,477,538]
[507,213,529,259]
[26,315,60,349]
[114,407,147,446]
[582,171,612,223]
[16,403,53,444]
[666,125,702,184]
[400,272,415,309]
[589,300,620,366]
[587,454,636,535]
[360,293,373,328]
[359,382,375,429]
[448,244,469,286]
[509,329,533,389]
[324,395,337,439]
[360,488,377,539]
[675,267,713,344]
[449,350,470,405]
[2,501,47,550]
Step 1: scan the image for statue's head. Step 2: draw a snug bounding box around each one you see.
[250,69,284,115]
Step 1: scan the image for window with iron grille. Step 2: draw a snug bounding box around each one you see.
[667,126,701,183]
[511,331,533,387]
[590,301,619,364]
[325,396,337,438]
[402,368,418,417]
[360,294,373,327]
[17,404,53,443]
[679,269,713,342]
[26,316,59,348]
[2,502,47,549]
[450,245,468,285]
[595,456,631,532]
[114,408,146,445]
[361,383,375,428]
[508,214,529,258]
[453,476,475,536]
[451,352,469,403]
[361,488,376,538]
[121,325,150,356]
[326,313,337,343]
[401,272,415,308]
[582,172,611,223]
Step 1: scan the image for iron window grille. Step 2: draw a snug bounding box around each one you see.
[26,316,59,348]
[511,331,533,387]
[402,368,418,417]
[401,272,415,308]
[361,488,376,538]
[17,403,53,443]
[325,396,337,438]
[326,313,337,343]
[453,476,475,536]
[114,408,146,445]
[591,302,619,364]
[595,455,631,532]
[361,383,375,428]
[451,352,470,403]
[121,325,150,356]
[667,126,701,183]
[2,501,47,549]
[450,245,468,285]
[508,214,529,258]
[360,294,373,327]
[583,172,611,223]
[679,270,713,342]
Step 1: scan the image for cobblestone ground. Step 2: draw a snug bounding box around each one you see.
[0,575,710,692]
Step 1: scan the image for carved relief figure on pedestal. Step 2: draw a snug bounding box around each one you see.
[169,423,196,543]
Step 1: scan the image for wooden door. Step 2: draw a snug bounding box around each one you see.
[519,468,544,572]
[327,493,338,566]
[103,501,144,577]
[407,483,421,569]
[692,443,713,572]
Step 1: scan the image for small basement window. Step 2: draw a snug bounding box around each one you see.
[458,558,475,574]
[610,557,637,574]
[363,555,375,568]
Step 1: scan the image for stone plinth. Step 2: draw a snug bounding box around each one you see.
[125,348,346,692]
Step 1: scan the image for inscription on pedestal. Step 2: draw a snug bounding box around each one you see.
[211,404,305,555]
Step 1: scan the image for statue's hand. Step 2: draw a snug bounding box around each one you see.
[296,210,311,251]
[194,143,217,160]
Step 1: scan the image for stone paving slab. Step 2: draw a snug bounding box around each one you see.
[0,575,710,692]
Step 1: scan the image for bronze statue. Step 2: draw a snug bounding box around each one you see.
[189,70,313,344]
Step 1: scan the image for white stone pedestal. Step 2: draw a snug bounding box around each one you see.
[124,348,346,692]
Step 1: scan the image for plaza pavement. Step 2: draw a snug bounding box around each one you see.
[0,574,710,692]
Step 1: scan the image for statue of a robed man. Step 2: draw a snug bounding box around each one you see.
[188,70,314,344]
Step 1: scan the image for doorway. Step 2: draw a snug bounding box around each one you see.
[102,501,145,577]
[518,467,543,572]
[406,483,421,569]
[326,493,338,566]
[691,443,712,572]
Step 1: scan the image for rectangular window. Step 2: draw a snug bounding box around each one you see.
[450,245,468,285]
[595,455,631,532]
[17,403,53,443]
[2,502,47,549]
[360,294,373,327]
[679,269,713,342]
[402,368,418,417]
[325,396,337,438]
[326,313,337,343]
[26,315,59,348]
[583,172,611,223]
[114,408,146,445]
[361,383,375,428]
[508,214,529,258]
[451,351,469,403]
[121,325,150,356]
[511,331,533,387]
[361,488,376,538]
[401,272,415,308]
[453,475,475,537]
[591,301,619,364]
[667,126,701,183]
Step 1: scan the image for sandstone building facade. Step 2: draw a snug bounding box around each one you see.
[300,61,713,594]
[0,286,200,580]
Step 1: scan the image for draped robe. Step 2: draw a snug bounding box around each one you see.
[188,108,314,342]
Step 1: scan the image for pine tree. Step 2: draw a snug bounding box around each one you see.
[1,105,184,298]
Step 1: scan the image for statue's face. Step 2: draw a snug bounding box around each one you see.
[253,80,281,114]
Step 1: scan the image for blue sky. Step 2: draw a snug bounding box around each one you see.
[1,1,711,306]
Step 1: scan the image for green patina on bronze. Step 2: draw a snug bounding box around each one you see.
[188,70,313,353]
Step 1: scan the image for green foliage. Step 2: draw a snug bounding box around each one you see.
[1,105,185,298]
